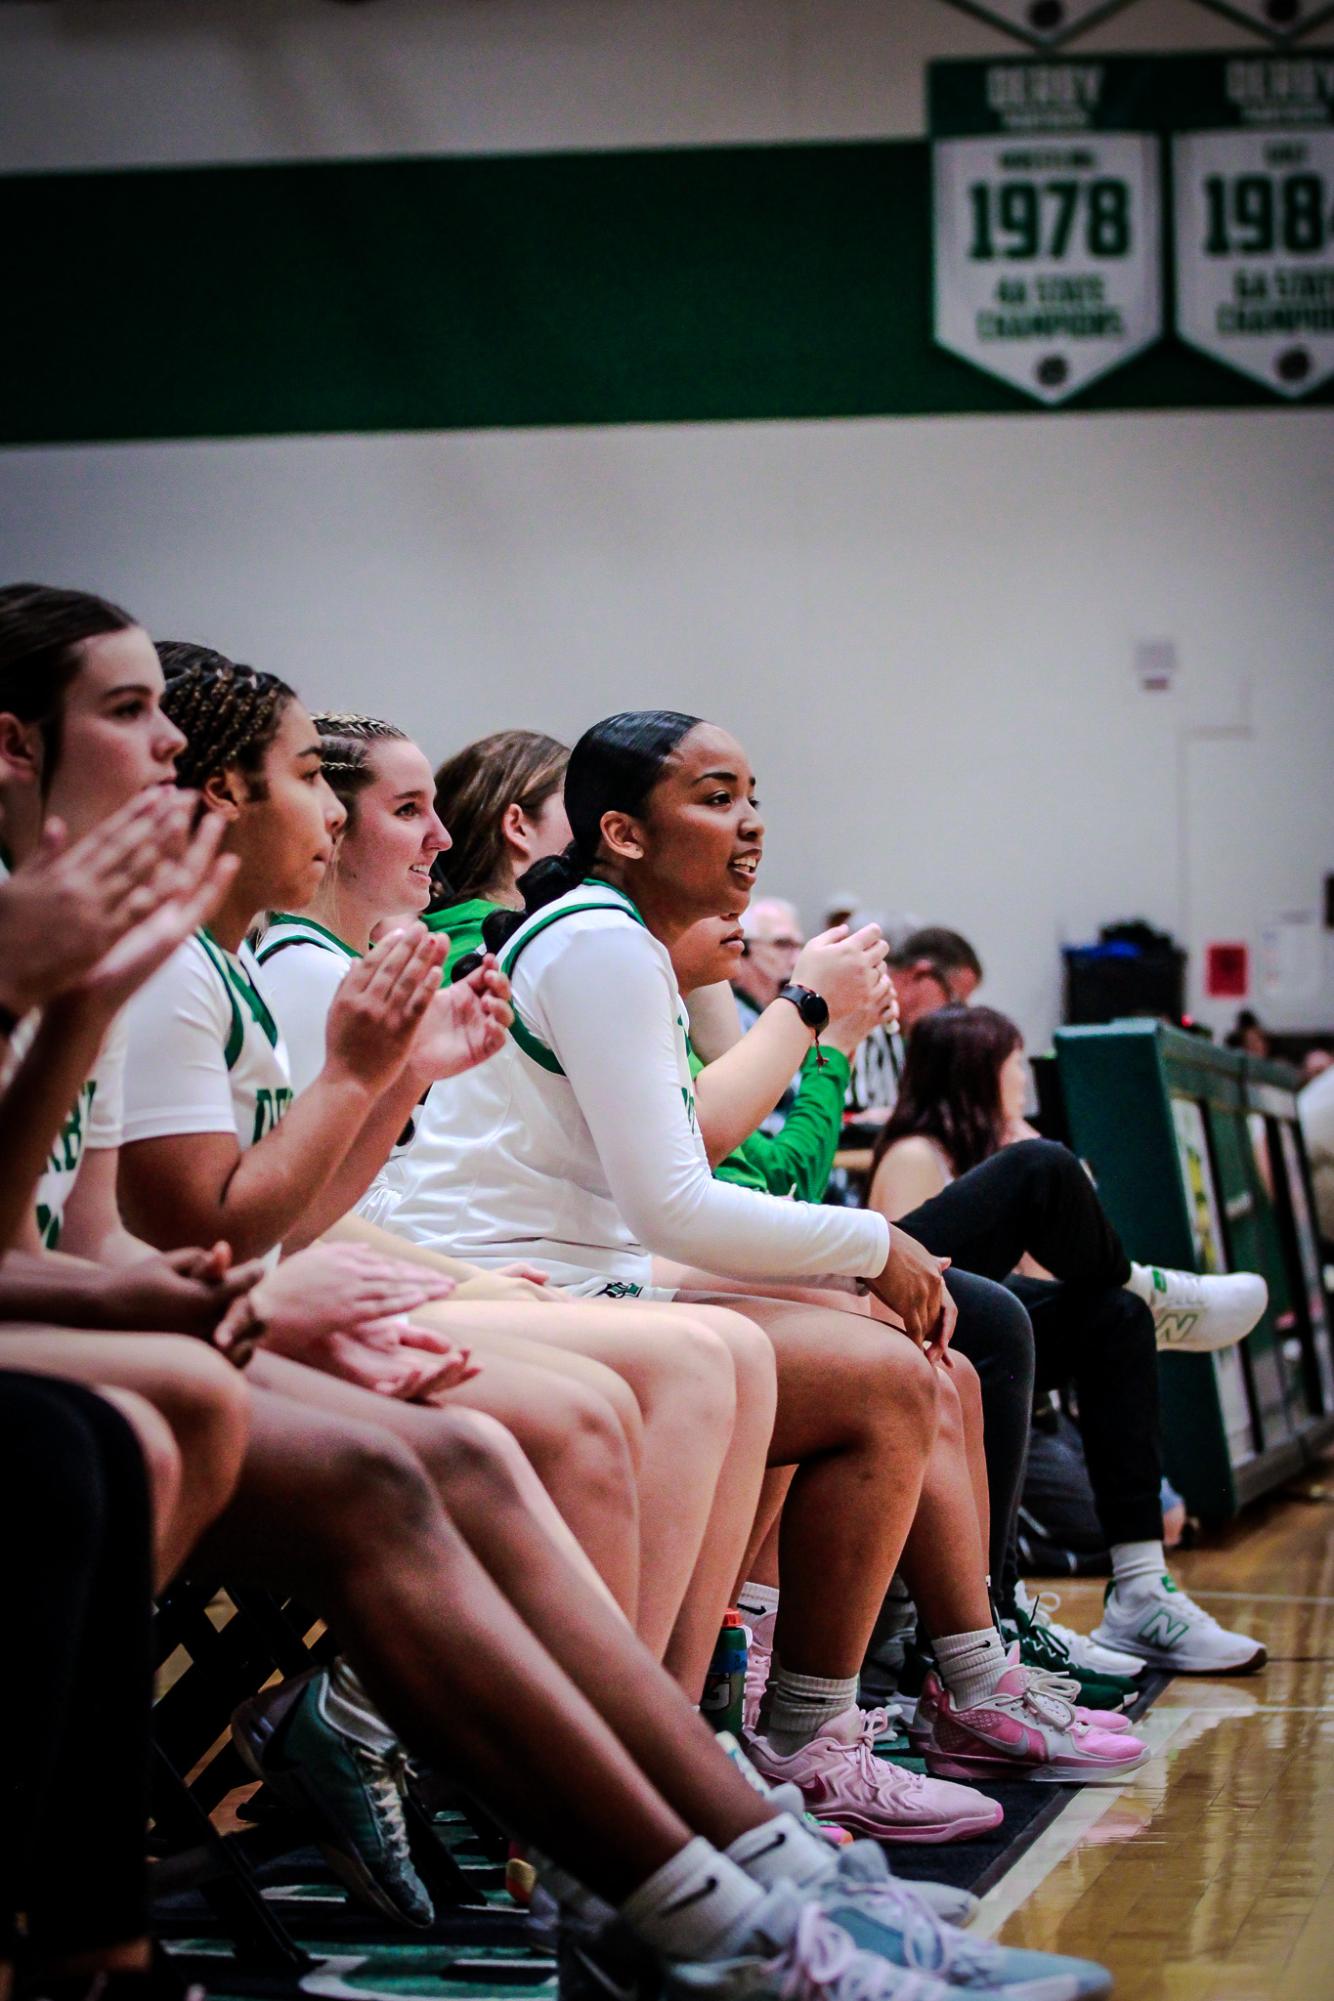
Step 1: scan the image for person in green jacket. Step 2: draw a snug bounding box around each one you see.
[673,915,891,1205]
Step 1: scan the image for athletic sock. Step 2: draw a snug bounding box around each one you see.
[935,1626,1008,1711]
[1110,1540,1165,1600]
[760,1659,860,1754]
[737,1581,781,1622]
[725,1811,834,1892]
[323,1658,398,1754]
[619,1838,765,1962]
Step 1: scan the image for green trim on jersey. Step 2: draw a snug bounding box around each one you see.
[498,881,646,1077]
[424,898,502,984]
[198,928,282,1066]
[256,912,360,964]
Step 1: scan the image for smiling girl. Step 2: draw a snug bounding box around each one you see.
[257,710,779,1697]
[374,711,1150,1825]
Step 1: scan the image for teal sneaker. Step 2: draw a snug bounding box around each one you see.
[821,1842,1111,1999]
[231,1669,434,1928]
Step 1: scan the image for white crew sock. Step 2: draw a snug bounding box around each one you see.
[935,1627,1008,1711]
[725,1812,834,1893]
[1111,1540,1165,1600]
[322,1659,398,1755]
[620,1838,765,1962]
[760,1659,860,1754]
[737,1581,781,1622]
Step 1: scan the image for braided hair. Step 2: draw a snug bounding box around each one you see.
[156,641,295,797]
[484,709,699,952]
[0,582,135,789]
[311,712,408,827]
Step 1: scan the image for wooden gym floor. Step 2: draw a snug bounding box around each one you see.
[975,1460,1334,2001]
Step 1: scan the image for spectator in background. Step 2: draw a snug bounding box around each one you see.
[1224,1009,1271,1058]
[1300,1057,1334,1247]
[731,898,807,1134]
[731,897,805,1030]
[847,927,984,1125]
[866,1002,1269,1677]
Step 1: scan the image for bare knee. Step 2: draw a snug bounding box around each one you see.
[316,1422,441,1554]
[99,1386,183,1531]
[870,1334,941,1443]
[143,1336,249,1502]
[414,1404,532,1513]
[662,1315,738,1436]
[517,1382,639,1520]
[693,1306,777,1416]
[581,1362,645,1470]
[948,1350,983,1435]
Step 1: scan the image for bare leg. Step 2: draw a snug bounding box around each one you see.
[675,1289,940,1679]
[95,1389,181,1592]
[661,1308,776,1696]
[0,1328,249,1586]
[741,1470,794,1593]
[422,1390,788,1851]
[951,1350,991,1569]
[247,1344,644,1625]
[422,1301,743,1667]
[898,1362,994,1641]
[738,1361,992,1638]
[205,1390,775,1898]
[513,1302,770,1685]
[410,1297,777,1691]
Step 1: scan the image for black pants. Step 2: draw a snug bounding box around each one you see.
[900,1140,1164,1598]
[0,1372,154,1960]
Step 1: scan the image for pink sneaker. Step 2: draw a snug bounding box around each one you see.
[909,1661,1137,1743]
[914,1655,1150,1784]
[744,1706,1004,1843]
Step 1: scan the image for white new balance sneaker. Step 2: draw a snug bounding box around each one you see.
[1091,1576,1267,1674]
[1126,1262,1267,1353]
[1013,1582,1145,1680]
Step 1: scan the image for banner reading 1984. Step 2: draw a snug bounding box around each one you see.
[929,61,1163,403]
[1173,55,1334,396]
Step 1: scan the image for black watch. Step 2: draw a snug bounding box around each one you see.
[778,983,830,1066]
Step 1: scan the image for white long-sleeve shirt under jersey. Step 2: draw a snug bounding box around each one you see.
[379,879,890,1289]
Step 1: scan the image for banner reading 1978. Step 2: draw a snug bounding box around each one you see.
[929,60,1163,404]
[1173,55,1334,396]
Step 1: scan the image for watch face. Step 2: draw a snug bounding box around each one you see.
[788,985,829,1030]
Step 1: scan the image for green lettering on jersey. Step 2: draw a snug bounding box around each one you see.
[47,1079,95,1175]
[251,1086,294,1145]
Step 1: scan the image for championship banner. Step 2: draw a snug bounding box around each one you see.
[930,60,1162,402]
[1191,2,1334,43]
[939,1,1143,48]
[1173,54,1334,394]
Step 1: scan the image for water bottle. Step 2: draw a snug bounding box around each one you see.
[700,1608,748,1736]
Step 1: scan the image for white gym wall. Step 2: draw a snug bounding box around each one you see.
[3,0,1331,1046]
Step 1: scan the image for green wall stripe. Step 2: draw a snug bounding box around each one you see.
[4,139,1329,445]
